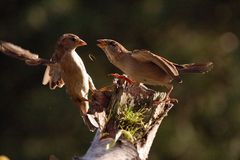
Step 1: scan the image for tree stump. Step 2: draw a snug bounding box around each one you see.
[81,78,174,160]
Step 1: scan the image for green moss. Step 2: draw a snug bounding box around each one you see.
[105,92,164,143]
[118,104,147,141]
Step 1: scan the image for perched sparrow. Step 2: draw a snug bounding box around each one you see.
[97,39,213,98]
[42,33,98,131]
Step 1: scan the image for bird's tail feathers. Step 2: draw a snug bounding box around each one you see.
[82,114,99,132]
[75,98,99,132]
[176,62,213,74]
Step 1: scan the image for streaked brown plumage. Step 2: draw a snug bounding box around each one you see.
[97,39,213,97]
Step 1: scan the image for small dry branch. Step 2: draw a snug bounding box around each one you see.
[0,41,51,65]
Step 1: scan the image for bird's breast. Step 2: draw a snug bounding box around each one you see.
[60,51,89,97]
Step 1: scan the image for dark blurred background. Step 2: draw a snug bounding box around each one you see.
[0,0,240,160]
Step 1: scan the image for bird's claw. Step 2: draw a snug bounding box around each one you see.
[164,97,178,104]
[163,86,178,104]
[153,95,178,106]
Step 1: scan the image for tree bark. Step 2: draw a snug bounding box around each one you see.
[81,79,174,160]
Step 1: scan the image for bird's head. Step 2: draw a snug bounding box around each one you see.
[57,33,87,51]
[97,39,129,62]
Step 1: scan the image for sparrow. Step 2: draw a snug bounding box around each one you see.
[42,33,98,131]
[97,39,213,99]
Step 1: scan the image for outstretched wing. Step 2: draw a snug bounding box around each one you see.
[131,49,181,82]
[0,41,63,89]
[42,64,65,89]
[0,41,50,65]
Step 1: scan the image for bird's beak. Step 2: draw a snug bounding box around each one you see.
[77,39,87,46]
[97,39,107,49]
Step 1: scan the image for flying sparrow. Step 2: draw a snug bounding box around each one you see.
[42,33,98,131]
[97,39,213,99]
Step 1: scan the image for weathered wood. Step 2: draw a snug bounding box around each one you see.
[82,78,174,160]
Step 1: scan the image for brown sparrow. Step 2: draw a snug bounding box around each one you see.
[43,33,98,131]
[97,39,213,99]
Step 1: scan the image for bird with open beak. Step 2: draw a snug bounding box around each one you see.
[97,39,213,100]
[42,33,98,131]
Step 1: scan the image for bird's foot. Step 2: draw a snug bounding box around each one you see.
[153,94,178,106]
[109,73,134,84]
[153,98,178,106]
[81,97,89,102]
[164,86,178,104]
[164,97,178,104]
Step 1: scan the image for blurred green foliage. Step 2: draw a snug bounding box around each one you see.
[0,0,240,159]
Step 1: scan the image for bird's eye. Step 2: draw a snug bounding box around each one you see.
[70,37,77,41]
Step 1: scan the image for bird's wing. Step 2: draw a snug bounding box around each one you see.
[42,63,65,89]
[0,41,64,89]
[131,49,181,81]
[0,41,50,65]
[42,65,51,85]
